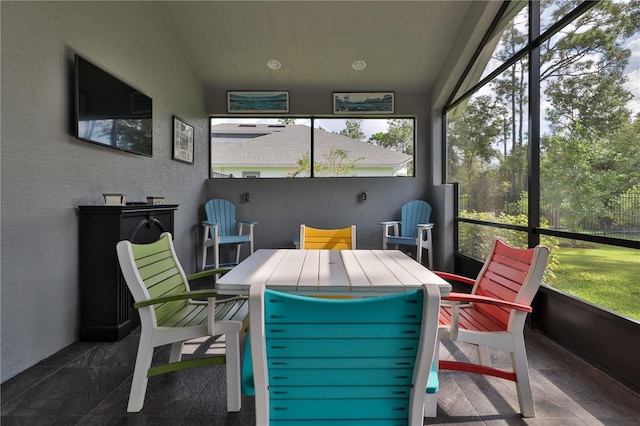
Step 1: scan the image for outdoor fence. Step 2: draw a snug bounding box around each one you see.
[459,192,640,240]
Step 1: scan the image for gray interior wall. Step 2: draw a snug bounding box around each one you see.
[204,93,440,263]
[0,0,497,384]
[433,184,456,271]
[204,177,430,251]
[1,2,208,381]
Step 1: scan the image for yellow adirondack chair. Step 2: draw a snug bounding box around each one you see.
[299,224,356,249]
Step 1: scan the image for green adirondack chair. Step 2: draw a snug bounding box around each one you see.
[116,232,248,412]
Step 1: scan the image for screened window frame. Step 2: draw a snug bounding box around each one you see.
[444,0,640,253]
[209,115,417,179]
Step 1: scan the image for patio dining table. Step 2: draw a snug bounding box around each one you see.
[215,248,451,297]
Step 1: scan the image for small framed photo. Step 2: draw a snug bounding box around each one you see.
[333,92,395,114]
[227,91,290,113]
[172,116,194,164]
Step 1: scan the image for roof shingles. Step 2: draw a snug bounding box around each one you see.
[211,124,411,166]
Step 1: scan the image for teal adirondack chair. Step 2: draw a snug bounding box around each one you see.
[242,283,441,424]
[201,198,257,270]
[381,200,434,268]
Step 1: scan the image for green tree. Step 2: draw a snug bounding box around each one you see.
[540,126,613,230]
[540,0,638,136]
[539,0,640,231]
[339,119,365,140]
[544,59,632,136]
[287,148,362,177]
[368,119,414,155]
[316,148,362,176]
[288,152,311,177]
[491,20,529,199]
[278,118,297,125]
[367,119,415,175]
[447,95,505,212]
[454,0,640,227]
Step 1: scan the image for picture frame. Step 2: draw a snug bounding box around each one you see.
[172,116,194,164]
[227,91,290,113]
[333,92,395,114]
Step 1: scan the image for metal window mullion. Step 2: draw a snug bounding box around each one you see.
[310,118,315,177]
[528,0,541,249]
[445,1,513,108]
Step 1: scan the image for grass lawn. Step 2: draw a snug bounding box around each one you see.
[551,243,640,321]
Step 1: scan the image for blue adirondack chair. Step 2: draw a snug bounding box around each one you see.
[201,198,257,270]
[381,200,434,268]
[242,283,441,424]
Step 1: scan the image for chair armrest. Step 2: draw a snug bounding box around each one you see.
[201,220,218,228]
[187,268,232,281]
[417,223,434,241]
[433,271,475,286]
[134,288,246,309]
[443,292,533,313]
[237,220,257,236]
[380,221,400,238]
[440,292,532,341]
[380,220,400,229]
[133,289,222,308]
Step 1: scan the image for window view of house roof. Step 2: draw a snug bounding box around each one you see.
[211,123,413,178]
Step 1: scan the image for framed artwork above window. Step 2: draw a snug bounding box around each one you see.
[333,92,394,114]
[227,91,290,113]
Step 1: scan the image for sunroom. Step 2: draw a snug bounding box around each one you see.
[1,0,638,423]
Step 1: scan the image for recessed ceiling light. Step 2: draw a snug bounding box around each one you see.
[267,59,281,70]
[352,60,367,71]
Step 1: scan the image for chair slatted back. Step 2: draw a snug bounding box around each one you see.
[117,232,247,413]
[204,198,237,238]
[128,234,204,327]
[300,224,356,250]
[250,285,440,424]
[472,238,548,329]
[400,200,432,239]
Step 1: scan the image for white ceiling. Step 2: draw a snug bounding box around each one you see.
[156,1,489,97]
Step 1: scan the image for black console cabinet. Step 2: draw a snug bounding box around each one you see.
[78,204,178,341]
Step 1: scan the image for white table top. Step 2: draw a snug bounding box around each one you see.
[215,249,451,296]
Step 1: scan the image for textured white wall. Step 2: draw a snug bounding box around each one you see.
[1,2,209,381]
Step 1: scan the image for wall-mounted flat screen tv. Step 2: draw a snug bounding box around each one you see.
[74,54,152,156]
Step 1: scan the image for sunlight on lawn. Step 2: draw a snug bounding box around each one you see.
[552,240,640,321]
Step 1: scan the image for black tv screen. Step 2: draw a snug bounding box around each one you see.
[74,54,152,156]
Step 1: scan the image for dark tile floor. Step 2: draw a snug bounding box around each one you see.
[2,328,640,425]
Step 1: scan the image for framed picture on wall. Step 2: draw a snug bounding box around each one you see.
[333,92,395,114]
[172,116,194,164]
[227,91,290,113]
